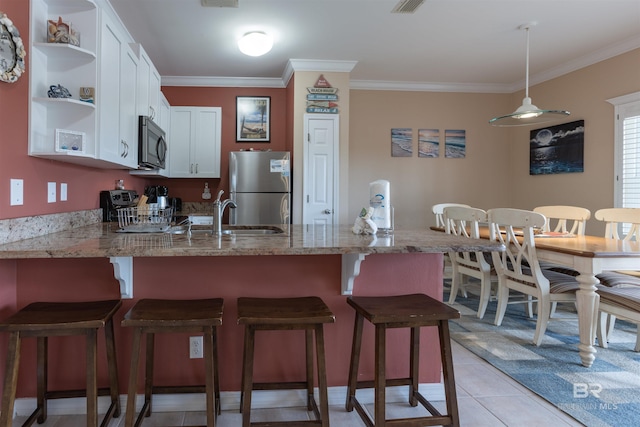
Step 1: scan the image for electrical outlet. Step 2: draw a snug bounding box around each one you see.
[47,182,56,203]
[10,179,23,206]
[60,183,68,201]
[190,336,203,358]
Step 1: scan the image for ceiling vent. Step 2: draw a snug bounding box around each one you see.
[391,0,425,14]
[201,0,239,7]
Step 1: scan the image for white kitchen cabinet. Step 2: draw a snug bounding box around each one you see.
[169,107,222,178]
[28,0,100,166]
[131,43,161,121]
[97,10,138,168]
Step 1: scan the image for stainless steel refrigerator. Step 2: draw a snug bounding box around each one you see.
[229,151,291,225]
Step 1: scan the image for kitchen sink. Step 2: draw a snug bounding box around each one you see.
[221,226,284,235]
[167,224,285,236]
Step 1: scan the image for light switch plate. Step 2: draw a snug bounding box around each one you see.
[10,179,23,206]
[60,183,68,201]
[47,182,56,203]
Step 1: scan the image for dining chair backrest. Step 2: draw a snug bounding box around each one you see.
[432,203,471,228]
[595,208,640,241]
[487,208,548,288]
[444,205,491,269]
[533,205,591,235]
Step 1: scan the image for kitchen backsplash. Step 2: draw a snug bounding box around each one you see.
[0,210,102,244]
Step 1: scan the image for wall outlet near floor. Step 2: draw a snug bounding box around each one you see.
[189,336,203,358]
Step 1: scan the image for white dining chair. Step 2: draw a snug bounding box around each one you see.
[533,205,591,235]
[488,208,581,346]
[594,208,640,351]
[432,203,471,298]
[534,205,591,315]
[444,206,497,319]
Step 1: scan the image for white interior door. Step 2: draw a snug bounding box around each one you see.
[303,114,339,225]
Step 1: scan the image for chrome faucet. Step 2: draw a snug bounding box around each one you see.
[212,190,237,235]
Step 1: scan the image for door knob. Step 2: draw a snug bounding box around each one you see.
[323,209,332,214]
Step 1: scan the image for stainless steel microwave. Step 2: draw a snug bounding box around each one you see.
[138,116,167,169]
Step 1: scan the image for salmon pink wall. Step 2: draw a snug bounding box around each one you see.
[158,87,289,202]
[9,253,443,396]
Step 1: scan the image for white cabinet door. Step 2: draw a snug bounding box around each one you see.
[135,44,162,121]
[98,11,137,168]
[169,107,221,178]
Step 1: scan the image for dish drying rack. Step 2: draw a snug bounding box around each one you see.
[116,206,173,233]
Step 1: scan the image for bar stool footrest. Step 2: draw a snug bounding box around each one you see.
[349,394,454,427]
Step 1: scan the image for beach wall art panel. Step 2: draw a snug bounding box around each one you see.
[391,128,413,157]
[418,129,440,158]
[445,129,466,158]
[530,120,584,175]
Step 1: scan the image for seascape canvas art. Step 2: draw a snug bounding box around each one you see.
[530,120,584,175]
[391,128,412,157]
[445,129,466,158]
[418,129,440,157]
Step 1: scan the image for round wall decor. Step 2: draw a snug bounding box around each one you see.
[0,12,26,83]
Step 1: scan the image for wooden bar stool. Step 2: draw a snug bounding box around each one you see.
[121,298,224,427]
[0,299,122,427]
[237,296,335,427]
[345,293,460,427]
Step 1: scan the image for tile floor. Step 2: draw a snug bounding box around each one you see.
[11,340,585,427]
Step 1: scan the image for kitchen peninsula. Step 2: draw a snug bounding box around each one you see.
[0,223,502,412]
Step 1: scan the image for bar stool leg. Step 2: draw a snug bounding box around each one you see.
[374,325,386,427]
[314,325,330,427]
[1,332,21,426]
[439,320,460,427]
[86,328,98,427]
[212,328,221,416]
[203,326,215,427]
[125,327,143,427]
[305,329,314,411]
[36,336,47,423]
[105,318,121,417]
[144,333,155,417]
[345,313,364,411]
[409,326,419,407]
[241,326,256,427]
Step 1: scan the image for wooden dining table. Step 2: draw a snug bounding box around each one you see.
[432,226,640,367]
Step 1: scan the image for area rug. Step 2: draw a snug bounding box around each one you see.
[446,286,640,427]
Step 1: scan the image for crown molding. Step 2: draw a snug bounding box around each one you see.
[349,80,511,93]
[161,76,285,88]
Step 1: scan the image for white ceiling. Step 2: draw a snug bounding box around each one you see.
[107,0,640,92]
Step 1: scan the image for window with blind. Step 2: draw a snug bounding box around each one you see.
[609,92,640,208]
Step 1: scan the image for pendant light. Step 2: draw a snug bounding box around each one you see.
[489,23,569,127]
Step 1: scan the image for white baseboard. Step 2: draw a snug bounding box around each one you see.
[13,383,445,417]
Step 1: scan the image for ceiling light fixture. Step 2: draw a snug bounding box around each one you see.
[489,23,570,127]
[238,31,273,57]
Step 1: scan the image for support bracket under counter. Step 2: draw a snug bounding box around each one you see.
[341,253,367,295]
[110,257,133,299]
[111,254,366,298]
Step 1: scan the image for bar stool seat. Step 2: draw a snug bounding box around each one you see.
[121,298,224,427]
[0,299,122,427]
[237,296,335,427]
[346,293,460,427]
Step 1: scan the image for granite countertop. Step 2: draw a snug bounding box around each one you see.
[0,223,503,259]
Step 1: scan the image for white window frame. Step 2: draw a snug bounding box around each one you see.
[608,92,640,208]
